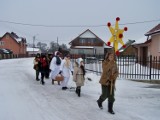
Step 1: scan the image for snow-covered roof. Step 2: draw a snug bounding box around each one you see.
[145,24,160,36]
[133,36,147,45]
[27,47,40,52]
[15,38,22,42]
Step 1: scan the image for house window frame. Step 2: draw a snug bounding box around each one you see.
[0,41,4,46]
[79,38,85,44]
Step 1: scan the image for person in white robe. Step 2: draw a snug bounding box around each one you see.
[59,54,73,90]
[50,51,62,85]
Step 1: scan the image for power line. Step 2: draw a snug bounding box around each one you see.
[0,19,160,28]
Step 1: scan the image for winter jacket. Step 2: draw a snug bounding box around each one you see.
[99,60,119,86]
[33,58,40,70]
[39,58,48,73]
[73,62,85,86]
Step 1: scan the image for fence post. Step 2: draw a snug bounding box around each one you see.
[149,55,152,81]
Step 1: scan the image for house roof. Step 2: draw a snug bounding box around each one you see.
[133,37,151,46]
[69,29,106,45]
[145,24,160,36]
[119,40,135,52]
[133,36,148,45]
[0,32,26,44]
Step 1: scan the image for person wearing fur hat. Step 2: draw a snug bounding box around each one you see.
[97,51,119,114]
[59,54,73,90]
[73,58,85,97]
[50,51,62,85]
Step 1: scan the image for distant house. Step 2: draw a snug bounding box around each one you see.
[26,47,41,56]
[119,40,137,56]
[0,32,27,55]
[69,29,111,56]
[133,24,160,60]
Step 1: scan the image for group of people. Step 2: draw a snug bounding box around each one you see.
[33,51,86,97]
[33,50,119,114]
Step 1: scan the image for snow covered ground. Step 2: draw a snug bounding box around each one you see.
[0,58,160,120]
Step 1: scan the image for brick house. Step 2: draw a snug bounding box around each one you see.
[0,32,27,55]
[69,29,111,56]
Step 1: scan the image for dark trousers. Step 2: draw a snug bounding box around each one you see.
[100,85,115,103]
[41,73,45,83]
[36,70,39,80]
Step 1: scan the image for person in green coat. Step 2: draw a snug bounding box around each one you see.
[97,51,119,114]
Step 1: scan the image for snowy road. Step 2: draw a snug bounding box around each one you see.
[0,58,160,120]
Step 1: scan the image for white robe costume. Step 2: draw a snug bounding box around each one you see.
[49,56,62,80]
[60,58,73,87]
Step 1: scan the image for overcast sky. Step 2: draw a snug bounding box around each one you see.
[0,0,160,47]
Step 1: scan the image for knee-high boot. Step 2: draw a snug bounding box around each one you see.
[108,102,115,114]
[97,97,103,109]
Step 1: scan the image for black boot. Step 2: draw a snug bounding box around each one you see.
[41,80,45,85]
[75,87,78,94]
[97,97,103,109]
[52,79,54,85]
[41,78,45,85]
[77,88,81,97]
[62,87,67,90]
[108,102,115,114]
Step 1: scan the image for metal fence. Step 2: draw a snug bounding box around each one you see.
[71,54,160,80]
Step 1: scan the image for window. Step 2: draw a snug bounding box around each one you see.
[0,41,4,46]
[79,38,85,44]
[90,38,95,43]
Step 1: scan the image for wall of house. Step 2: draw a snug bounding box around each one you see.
[70,47,104,55]
[150,34,160,57]
[0,34,20,54]
[94,47,104,55]
[70,49,94,55]
[19,42,27,54]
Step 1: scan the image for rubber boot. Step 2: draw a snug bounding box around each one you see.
[97,97,103,109]
[108,102,115,114]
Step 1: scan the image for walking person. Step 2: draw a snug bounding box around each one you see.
[97,51,119,114]
[59,54,73,90]
[73,58,85,97]
[39,54,48,85]
[50,51,62,85]
[33,53,40,81]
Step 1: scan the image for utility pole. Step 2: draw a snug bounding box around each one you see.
[57,37,59,50]
[33,36,36,56]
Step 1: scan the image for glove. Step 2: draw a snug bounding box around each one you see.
[71,71,73,75]
[59,71,62,74]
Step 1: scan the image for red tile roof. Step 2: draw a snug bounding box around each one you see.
[145,24,160,36]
